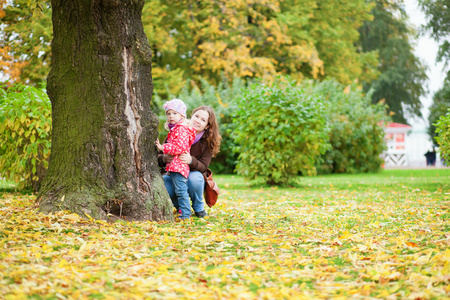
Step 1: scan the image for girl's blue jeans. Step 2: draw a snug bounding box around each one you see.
[163,171,205,217]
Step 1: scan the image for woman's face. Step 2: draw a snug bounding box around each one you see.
[191,109,210,133]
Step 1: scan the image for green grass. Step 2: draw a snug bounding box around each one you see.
[0,178,19,194]
[217,168,450,192]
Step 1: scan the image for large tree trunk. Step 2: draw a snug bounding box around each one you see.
[37,0,173,221]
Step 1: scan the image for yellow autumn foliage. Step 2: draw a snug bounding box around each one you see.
[2,169,450,298]
[143,0,376,92]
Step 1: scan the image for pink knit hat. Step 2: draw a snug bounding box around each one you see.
[163,99,187,118]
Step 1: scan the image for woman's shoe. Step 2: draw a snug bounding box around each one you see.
[195,210,207,218]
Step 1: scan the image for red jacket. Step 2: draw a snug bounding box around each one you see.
[158,135,213,176]
[162,123,196,178]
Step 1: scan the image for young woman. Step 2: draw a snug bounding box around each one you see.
[158,106,221,218]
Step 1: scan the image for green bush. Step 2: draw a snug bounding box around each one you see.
[0,84,52,191]
[435,110,450,163]
[232,79,330,185]
[307,80,389,174]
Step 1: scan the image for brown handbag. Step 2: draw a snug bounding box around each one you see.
[203,168,220,207]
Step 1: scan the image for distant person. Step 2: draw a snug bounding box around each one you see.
[425,150,433,166]
[431,149,437,166]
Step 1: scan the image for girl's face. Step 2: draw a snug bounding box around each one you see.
[191,109,209,133]
[166,109,183,124]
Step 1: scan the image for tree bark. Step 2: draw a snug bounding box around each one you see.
[38,0,173,221]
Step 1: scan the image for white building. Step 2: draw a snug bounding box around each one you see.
[383,123,441,168]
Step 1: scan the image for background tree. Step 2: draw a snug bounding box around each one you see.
[141,0,185,98]
[0,0,52,85]
[2,0,379,94]
[37,0,172,221]
[419,0,450,66]
[0,0,5,17]
[359,0,428,124]
[419,0,450,137]
[142,0,378,95]
[142,0,323,93]
[428,79,450,141]
[304,0,379,84]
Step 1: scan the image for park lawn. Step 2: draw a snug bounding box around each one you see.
[1,169,450,299]
[0,179,16,192]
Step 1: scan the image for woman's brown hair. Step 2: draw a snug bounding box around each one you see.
[192,106,222,157]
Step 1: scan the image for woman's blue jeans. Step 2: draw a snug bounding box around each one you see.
[163,171,205,216]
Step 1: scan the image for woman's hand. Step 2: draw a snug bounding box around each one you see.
[163,154,174,163]
[179,152,192,164]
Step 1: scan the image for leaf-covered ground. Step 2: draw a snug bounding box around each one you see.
[1,169,450,299]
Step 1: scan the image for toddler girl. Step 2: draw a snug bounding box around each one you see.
[156,99,196,219]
